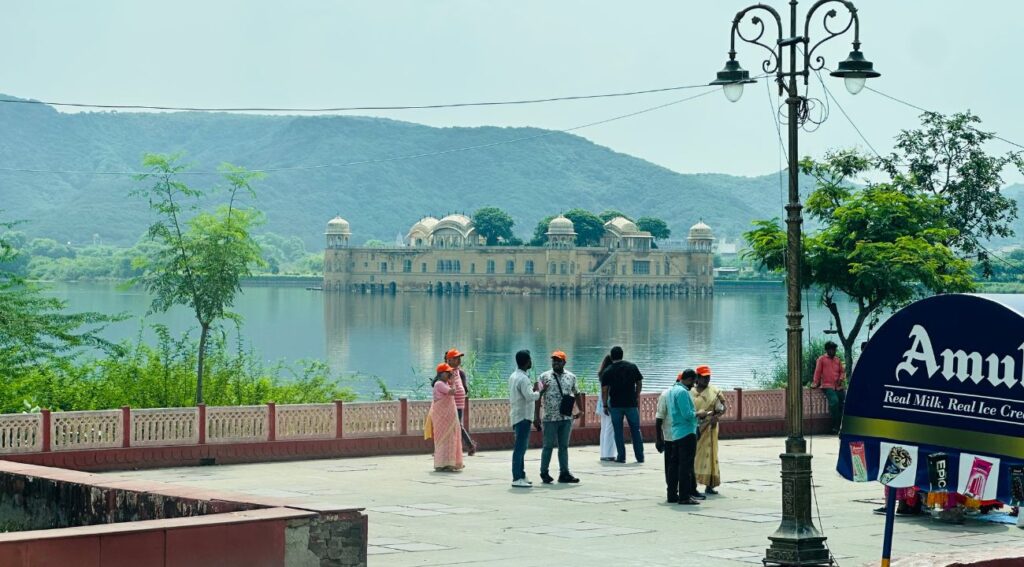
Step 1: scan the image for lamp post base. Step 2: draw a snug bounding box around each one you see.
[764,449,831,566]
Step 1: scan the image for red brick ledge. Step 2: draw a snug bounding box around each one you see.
[0,507,315,544]
[890,548,1024,566]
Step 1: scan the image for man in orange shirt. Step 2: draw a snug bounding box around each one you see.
[811,340,846,434]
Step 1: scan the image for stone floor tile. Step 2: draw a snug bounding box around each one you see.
[386,542,451,552]
[367,546,403,555]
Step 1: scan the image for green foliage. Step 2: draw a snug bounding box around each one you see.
[636,216,671,240]
[362,239,387,248]
[530,215,556,246]
[472,207,515,245]
[745,149,975,371]
[563,208,605,247]
[598,210,632,222]
[1,215,125,373]
[0,322,355,413]
[131,154,265,404]
[878,111,1024,276]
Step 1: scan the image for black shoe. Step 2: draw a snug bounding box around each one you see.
[689,492,706,500]
[558,473,580,484]
[705,487,719,495]
[636,458,645,464]
[540,472,555,484]
[614,459,626,463]
[667,495,679,504]
[678,498,701,505]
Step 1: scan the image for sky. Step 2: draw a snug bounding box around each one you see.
[2,0,1022,180]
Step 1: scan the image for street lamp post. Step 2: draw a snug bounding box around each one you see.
[709,1,879,565]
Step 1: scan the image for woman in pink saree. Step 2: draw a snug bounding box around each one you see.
[429,363,464,472]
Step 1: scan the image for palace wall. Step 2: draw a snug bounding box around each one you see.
[322,246,713,295]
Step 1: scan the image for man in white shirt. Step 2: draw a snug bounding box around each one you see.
[509,349,540,488]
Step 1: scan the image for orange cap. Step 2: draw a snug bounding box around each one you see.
[676,372,685,382]
[696,365,712,377]
[445,348,464,360]
[551,350,567,361]
[436,362,455,373]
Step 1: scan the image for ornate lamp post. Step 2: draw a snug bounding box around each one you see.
[709,1,879,565]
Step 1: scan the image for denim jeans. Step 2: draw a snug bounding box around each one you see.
[609,406,644,462]
[511,419,532,481]
[540,419,573,475]
[823,388,846,432]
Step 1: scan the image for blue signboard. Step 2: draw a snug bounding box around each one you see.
[837,294,1024,503]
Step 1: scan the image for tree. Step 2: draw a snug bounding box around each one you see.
[0,216,120,373]
[636,217,671,240]
[530,215,555,246]
[745,150,975,372]
[879,111,1024,276]
[598,210,632,223]
[132,154,264,404]
[563,209,605,247]
[472,207,515,245]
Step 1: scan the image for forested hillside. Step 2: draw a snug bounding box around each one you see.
[0,95,796,248]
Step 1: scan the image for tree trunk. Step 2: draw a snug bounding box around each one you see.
[840,337,855,381]
[196,323,210,405]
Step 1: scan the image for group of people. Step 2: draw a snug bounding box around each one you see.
[507,345,726,502]
[425,339,846,498]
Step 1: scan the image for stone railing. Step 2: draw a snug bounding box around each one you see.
[0,388,829,455]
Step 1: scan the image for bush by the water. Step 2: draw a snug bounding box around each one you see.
[0,323,355,413]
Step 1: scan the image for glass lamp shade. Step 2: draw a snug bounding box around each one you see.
[723,82,744,102]
[844,76,867,95]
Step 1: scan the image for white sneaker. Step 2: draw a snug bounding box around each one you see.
[511,478,532,488]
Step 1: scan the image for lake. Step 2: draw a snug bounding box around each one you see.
[49,283,864,398]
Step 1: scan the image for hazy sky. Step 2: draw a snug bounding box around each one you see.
[2,1,1022,180]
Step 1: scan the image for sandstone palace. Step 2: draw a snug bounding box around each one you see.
[322,213,714,296]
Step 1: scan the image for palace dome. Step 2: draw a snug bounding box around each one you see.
[408,216,439,235]
[325,216,351,235]
[605,216,639,235]
[547,215,576,235]
[688,220,713,240]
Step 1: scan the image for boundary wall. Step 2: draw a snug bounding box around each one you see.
[0,389,831,472]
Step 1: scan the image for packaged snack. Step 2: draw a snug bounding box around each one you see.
[927,453,951,510]
[849,441,869,482]
[964,457,993,499]
[1009,465,1024,507]
[880,446,913,485]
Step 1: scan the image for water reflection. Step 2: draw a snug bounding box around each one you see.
[323,291,858,396]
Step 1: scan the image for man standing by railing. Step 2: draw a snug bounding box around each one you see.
[600,346,644,464]
[509,350,540,488]
[811,341,846,434]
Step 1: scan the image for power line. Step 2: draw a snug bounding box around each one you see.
[0,82,718,114]
[0,87,720,177]
[864,83,1024,150]
[815,70,882,159]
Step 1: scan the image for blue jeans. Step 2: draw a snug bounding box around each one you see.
[540,419,573,475]
[610,407,644,462]
[512,419,532,481]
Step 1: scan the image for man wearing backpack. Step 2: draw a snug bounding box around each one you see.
[534,350,583,484]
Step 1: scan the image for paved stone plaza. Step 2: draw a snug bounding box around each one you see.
[110,436,1024,566]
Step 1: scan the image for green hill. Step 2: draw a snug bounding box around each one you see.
[0,94,808,248]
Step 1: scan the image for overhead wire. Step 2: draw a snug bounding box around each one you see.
[0,82,718,114]
[0,87,724,176]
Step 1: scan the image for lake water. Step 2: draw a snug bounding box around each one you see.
[49,283,864,398]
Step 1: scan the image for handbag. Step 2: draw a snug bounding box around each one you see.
[553,373,576,417]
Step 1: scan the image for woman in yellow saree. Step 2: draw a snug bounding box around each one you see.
[691,365,726,494]
[427,363,464,472]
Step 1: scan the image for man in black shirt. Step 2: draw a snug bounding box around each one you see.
[599,346,644,463]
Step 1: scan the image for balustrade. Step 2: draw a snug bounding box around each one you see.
[0,413,42,453]
[206,405,269,444]
[131,408,199,447]
[51,410,122,451]
[276,404,337,441]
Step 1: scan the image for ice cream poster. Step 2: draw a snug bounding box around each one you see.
[957,453,1000,501]
[877,443,917,488]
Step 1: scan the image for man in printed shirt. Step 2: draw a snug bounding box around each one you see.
[534,350,583,484]
[811,340,846,434]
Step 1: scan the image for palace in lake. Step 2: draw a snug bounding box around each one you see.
[322,213,714,296]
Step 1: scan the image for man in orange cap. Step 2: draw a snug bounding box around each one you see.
[534,350,583,484]
[446,348,477,455]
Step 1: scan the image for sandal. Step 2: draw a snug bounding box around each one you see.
[468,442,477,456]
